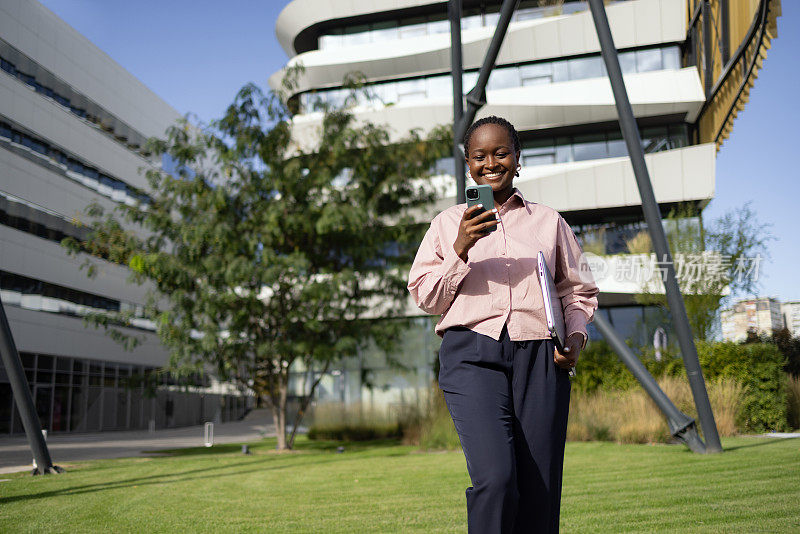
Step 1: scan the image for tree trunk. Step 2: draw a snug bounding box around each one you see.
[273,378,289,450]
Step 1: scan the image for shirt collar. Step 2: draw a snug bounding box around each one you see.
[501,187,525,208]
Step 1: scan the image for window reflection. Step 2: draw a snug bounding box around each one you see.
[315,1,618,51]
[299,46,682,113]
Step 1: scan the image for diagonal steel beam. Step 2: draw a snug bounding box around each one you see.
[587,0,722,452]
[450,0,519,204]
[593,313,706,452]
[0,295,62,473]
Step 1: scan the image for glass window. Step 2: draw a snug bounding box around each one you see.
[568,56,603,80]
[398,18,428,39]
[487,67,520,91]
[0,384,12,434]
[483,12,500,28]
[426,75,452,100]
[463,71,479,90]
[342,24,371,47]
[520,63,553,86]
[318,29,342,50]
[522,150,555,167]
[396,78,426,102]
[427,18,449,35]
[461,10,483,30]
[662,47,681,70]
[552,60,569,83]
[371,21,398,43]
[573,133,608,161]
[555,137,573,163]
[618,51,637,74]
[521,138,556,167]
[636,48,663,72]
[606,131,628,158]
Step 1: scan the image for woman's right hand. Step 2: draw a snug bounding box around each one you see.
[453,204,499,262]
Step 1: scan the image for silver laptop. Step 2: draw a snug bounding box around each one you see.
[538,251,574,376]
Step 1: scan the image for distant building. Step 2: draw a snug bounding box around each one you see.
[0,0,249,435]
[782,301,800,338]
[721,297,784,342]
[273,0,781,405]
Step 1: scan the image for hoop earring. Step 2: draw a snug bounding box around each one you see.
[515,163,521,177]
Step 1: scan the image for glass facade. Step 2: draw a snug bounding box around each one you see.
[0,119,151,207]
[0,50,149,154]
[432,123,688,176]
[300,46,681,112]
[0,352,250,435]
[0,270,155,331]
[317,1,609,51]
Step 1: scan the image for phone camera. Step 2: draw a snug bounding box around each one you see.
[466,189,479,200]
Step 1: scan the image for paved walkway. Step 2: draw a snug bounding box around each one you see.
[0,409,278,474]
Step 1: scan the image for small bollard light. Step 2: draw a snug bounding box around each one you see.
[242,445,251,455]
[204,422,214,447]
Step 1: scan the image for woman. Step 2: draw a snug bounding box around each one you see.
[408,116,598,533]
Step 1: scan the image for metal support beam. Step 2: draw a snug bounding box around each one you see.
[720,0,731,65]
[702,1,714,97]
[0,296,62,474]
[593,314,706,452]
[454,0,519,149]
[587,0,722,452]
[448,0,466,204]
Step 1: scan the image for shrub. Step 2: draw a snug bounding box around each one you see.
[567,376,743,444]
[696,341,788,432]
[307,401,417,442]
[787,376,800,431]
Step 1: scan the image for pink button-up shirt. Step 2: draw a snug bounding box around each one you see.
[408,189,598,343]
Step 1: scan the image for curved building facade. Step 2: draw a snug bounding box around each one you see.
[271,0,780,407]
[0,0,249,435]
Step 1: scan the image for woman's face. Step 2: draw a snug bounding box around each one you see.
[465,123,519,203]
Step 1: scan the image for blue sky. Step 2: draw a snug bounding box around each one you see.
[39,0,800,302]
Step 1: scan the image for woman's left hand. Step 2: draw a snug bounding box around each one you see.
[554,332,583,370]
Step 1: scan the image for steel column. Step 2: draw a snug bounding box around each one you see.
[587,0,722,452]
[702,1,714,97]
[0,295,61,473]
[448,0,466,204]
[454,0,519,145]
[593,314,706,452]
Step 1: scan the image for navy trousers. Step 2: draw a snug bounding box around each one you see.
[438,326,571,534]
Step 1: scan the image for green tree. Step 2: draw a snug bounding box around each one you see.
[633,203,773,340]
[64,74,451,450]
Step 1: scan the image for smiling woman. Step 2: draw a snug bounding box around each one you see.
[407,115,599,533]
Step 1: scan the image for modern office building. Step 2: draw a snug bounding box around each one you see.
[721,297,784,341]
[0,0,249,435]
[272,0,780,407]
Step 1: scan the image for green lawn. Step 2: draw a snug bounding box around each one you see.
[0,436,798,533]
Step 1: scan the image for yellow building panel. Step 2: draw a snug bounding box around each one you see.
[687,0,781,150]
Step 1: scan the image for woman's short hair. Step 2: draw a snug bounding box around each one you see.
[463,115,521,155]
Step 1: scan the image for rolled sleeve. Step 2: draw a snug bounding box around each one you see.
[554,216,599,347]
[407,221,471,315]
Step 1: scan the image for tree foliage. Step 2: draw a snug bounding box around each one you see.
[634,203,773,340]
[64,72,451,449]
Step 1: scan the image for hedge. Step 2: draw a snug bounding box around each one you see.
[573,340,788,432]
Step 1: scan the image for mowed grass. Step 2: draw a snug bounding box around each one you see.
[0,436,798,533]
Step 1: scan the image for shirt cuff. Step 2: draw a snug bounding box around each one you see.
[442,248,471,294]
[565,309,590,349]
[567,330,588,350]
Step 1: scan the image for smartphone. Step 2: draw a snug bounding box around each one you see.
[465,184,496,233]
